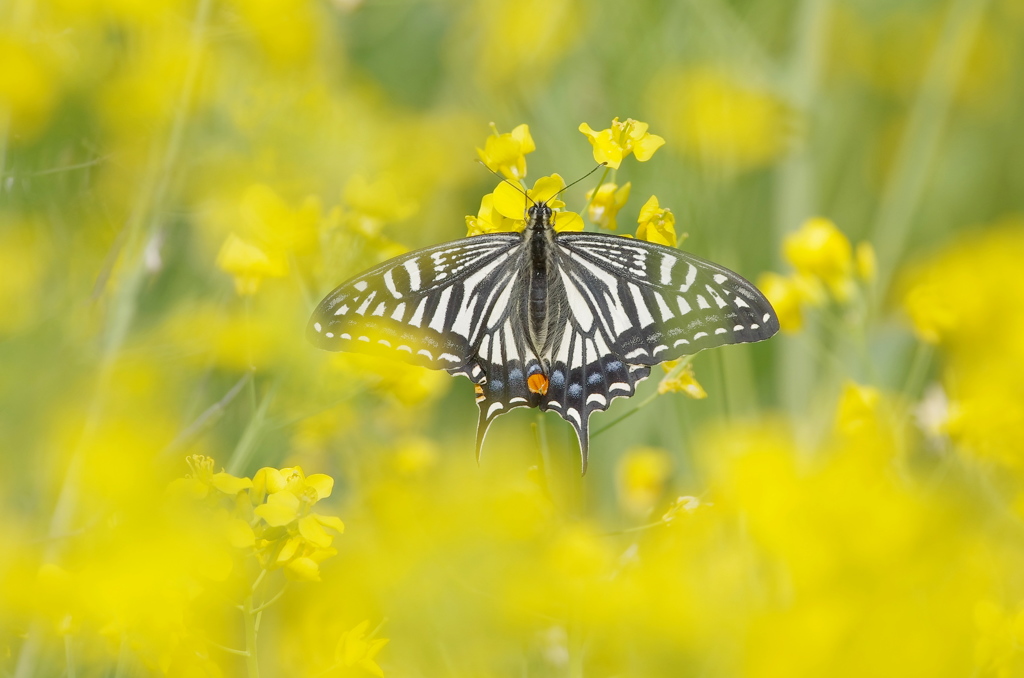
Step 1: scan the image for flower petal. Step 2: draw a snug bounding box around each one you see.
[314,513,346,533]
[633,133,666,161]
[225,518,256,549]
[493,180,530,219]
[285,556,321,582]
[254,491,300,526]
[511,123,535,154]
[530,174,565,205]
[298,514,333,548]
[210,472,253,495]
[553,211,584,233]
[305,473,334,500]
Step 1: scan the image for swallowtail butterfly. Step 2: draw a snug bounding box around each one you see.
[308,201,779,472]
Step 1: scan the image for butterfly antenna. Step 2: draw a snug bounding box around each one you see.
[476,160,536,206]
[552,162,607,201]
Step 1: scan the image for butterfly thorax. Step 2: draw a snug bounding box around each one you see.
[525,203,559,361]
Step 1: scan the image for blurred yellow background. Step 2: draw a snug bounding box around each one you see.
[3,0,1024,676]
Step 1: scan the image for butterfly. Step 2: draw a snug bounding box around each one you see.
[308,199,779,472]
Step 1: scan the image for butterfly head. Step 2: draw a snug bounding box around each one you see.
[526,203,554,231]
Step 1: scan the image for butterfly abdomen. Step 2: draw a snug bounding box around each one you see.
[526,215,554,356]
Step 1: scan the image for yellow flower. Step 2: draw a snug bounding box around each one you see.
[343,175,418,235]
[456,0,582,91]
[178,455,253,498]
[215,232,288,295]
[285,556,323,582]
[465,193,522,236]
[476,122,536,180]
[658,360,707,398]
[237,183,321,256]
[225,518,256,549]
[336,620,390,677]
[492,175,584,233]
[616,446,673,517]
[856,241,877,282]
[247,464,344,576]
[0,221,48,336]
[578,117,665,169]
[783,217,855,300]
[636,195,677,247]
[252,465,334,503]
[255,490,301,527]
[756,272,805,333]
[834,381,882,436]
[0,35,59,141]
[651,65,790,173]
[585,182,631,230]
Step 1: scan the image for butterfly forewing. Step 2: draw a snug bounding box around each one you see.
[307,234,523,370]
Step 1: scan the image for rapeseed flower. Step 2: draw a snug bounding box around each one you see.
[783,217,855,300]
[476,123,536,181]
[335,620,389,677]
[578,118,665,169]
[652,65,790,173]
[0,34,59,141]
[636,195,677,247]
[658,359,707,398]
[216,232,289,295]
[758,217,875,332]
[756,272,806,332]
[466,193,521,236]
[492,175,584,232]
[616,446,673,517]
[585,182,631,231]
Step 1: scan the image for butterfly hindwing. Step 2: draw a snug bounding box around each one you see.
[554,233,780,364]
[540,311,652,473]
[447,265,547,459]
[308,234,523,370]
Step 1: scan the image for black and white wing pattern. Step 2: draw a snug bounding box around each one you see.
[309,226,778,474]
[307,234,523,370]
[538,232,779,469]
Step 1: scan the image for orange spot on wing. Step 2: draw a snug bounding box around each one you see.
[474,384,484,396]
[528,373,549,395]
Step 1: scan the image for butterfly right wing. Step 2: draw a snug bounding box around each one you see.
[307,234,523,371]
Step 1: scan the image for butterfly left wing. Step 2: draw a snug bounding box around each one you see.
[308,234,522,370]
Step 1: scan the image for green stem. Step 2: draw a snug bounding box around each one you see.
[208,640,250,657]
[901,341,935,399]
[227,380,278,476]
[869,0,989,309]
[581,166,610,215]
[773,0,832,423]
[64,634,76,678]
[243,595,261,678]
[250,584,288,613]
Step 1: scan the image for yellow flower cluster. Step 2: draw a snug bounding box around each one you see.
[467,120,674,247]
[901,219,1024,469]
[650,65,791,174]
[171,455,345,582]
[758,217,876,332]
[6,1,1024,676]
[578,117,665,170]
